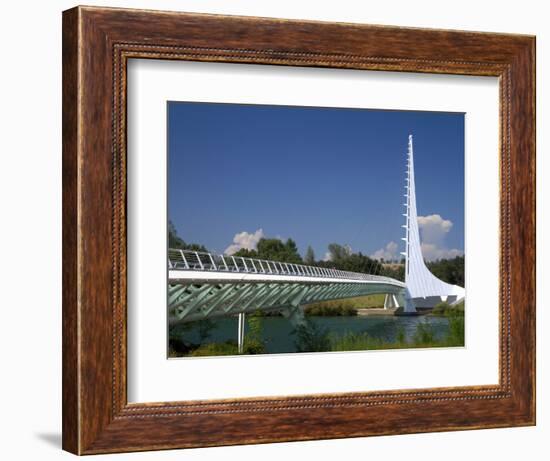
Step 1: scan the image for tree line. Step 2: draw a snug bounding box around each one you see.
[168,221,207,252]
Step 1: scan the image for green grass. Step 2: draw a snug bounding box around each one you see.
[295,313,464,353]
[329,320,464,352]
[329,332,393,351]
[430,300,465,317]
[304,304,357,316]
[299,310,464,352]
[182,338,267,357]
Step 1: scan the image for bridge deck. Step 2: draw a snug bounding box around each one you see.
[169,269,404,286]
[168,250,405,324]
[168,249,401,285]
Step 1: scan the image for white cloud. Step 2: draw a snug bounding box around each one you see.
[372,214,463,262]
[371,241,399,261]
[420,243,463,261]
[417,214,463,261]
[417,214,453,246]
[224,229,264,255]
[323,251,332,262]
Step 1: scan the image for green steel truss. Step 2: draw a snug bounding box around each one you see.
[168,280,404,326]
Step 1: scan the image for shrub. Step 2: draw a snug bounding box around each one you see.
[168,337,197,355]
[396,327,406,344]
[293,321,331,352]
[242,338,265,354]
[413,320,436,345]
[453,301,465,314]
[243,314,266,354]
[446,314,465,346]
[189,341,239,357]
[432,301,451,315]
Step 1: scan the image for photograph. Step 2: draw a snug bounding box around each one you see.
[167,102,466,358]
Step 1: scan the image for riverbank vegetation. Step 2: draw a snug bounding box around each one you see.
[169,304,465,357]
[296,304,465,352]
[430,300,465,316]
[169,314,268,357]
[304,304,357,316]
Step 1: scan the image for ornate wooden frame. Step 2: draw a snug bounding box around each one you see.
[62,5,536,455]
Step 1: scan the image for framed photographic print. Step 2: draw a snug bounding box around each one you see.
[62,6,535,454]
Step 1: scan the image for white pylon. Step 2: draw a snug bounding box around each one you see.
[401,134,465,312]
[383,293,399,310]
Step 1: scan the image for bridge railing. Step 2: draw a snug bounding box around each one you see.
[168,248,399,283]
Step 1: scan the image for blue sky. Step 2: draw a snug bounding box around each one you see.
[168,102,464,261]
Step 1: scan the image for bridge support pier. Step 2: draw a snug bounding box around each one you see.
[281,286,309,327]
[237,312,246,354]
[282,306,306,326]
[403,289,417,313]
[383,293,399,310]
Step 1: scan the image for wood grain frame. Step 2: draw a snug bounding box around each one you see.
[62,5,536,455]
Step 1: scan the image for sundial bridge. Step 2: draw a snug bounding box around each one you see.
[167,135,465,349]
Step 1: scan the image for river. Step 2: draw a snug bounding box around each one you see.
[179,314,453,354]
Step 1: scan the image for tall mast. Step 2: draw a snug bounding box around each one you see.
[401,134,413,281]
[400,134,465,312]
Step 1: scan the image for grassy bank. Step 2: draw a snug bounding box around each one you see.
[295,308,464,352]
[429,300,465,317]
[329,316,464,352]
[304,294,386,316]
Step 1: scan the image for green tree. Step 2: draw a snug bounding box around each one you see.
[304,245,316,265]
[326,243,352,264]
[168,220,208,252]
[319,243,383,275]
[293,320,331,353]
[168,220,186,249]
[243,314,266,354]
[235,238,303,264]
[232,248,258,258]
